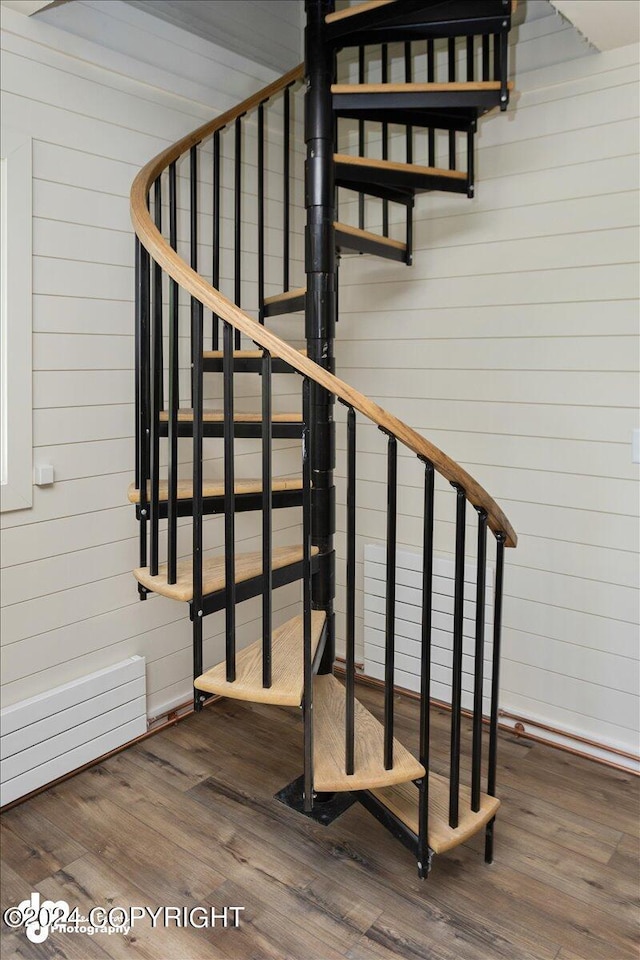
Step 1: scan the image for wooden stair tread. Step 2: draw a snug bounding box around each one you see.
[263,287,307,306]
[313,674,425,792]
[134,544,319,602]
[127,475,302,504]
[326,0,516,24]
[371,777,500,854]
[202,348,307,359]
[335,153,467,181]
[332,81,514,94]
[326,0,396,23]
[194,611,326,706]
[159,409,302,423]
[335,221,406,252]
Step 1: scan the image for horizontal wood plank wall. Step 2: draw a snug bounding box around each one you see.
[123,0,304,74]
[0,3,305,716]
[333,12,640,760]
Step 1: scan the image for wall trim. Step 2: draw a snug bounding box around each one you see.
[0,127,32,513]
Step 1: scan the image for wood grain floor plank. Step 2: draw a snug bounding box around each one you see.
[495,779,624,865]
[607,832,640,880]
[85,758,321,898]
[201,878,346,960]
[0,860,31,908]
[0,805,87,886]
[35,854,230,960]
[24,778,224,905]
[189,769,559,960]
[2,679,637,960]
[1,926,112,960]
[432,841,639,960]
[494,818,639,928]
[498,751,640,838]
[123,728,223,791]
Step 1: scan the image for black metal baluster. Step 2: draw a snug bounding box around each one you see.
[212,130,220,348]
[223,321,236,681]
[167,162,179,584]
[381,43,389,237]
[302,378,314,812]
[135,237,149,583]
[427,39,435,166]
[466,35,474,81]
[192,294,204,710]
[466,121,475,199]
[149,178,162,577]
[141,241,151,563]
[358,46,365,230]
[449,484,466,828]
[262,350,272,687]
[472,510,488,813]
[384,433,397,770]
[466,43,477,189]
[485,533,505,862]
[404,41,414,262]
[448,38,456,170]
[346,406,356,775]
[234,116,242,348]
[134,237,140,501]
[418,458,434,879]
[493,32,501,83]
[190,145,198,406]
[189,145,204,702]
[333,108,340,226]
[283,86,290,292]
[482,34,490,81]
[499,24,509,110]
[258,102,265,323]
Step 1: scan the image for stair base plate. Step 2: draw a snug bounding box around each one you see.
[275,775,357,826]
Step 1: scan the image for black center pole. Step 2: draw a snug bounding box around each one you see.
[276,0,340,819]
[305,0,336,675]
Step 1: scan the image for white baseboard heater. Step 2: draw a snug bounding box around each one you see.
[364,543,494,713]
[0,656,147,806]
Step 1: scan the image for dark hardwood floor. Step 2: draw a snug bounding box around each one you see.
[1,681,638,960]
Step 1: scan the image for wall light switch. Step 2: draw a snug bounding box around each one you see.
[34,464,55,486]
[632,429,640,465]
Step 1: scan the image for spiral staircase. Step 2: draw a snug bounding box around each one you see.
[129,0,518,878]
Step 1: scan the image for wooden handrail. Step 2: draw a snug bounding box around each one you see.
[130,68,516,548]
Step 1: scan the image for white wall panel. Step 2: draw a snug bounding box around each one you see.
[0,3,304,716]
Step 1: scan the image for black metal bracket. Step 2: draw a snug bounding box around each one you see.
[333,89,503,113]
[275,775,357,826]
[203,355,301,374]
[355,789,419,857]
[192,553,322,619]
[135,488,302,521]
[158,421,303,440]
[263,290,306,318]
[335,225,406,263]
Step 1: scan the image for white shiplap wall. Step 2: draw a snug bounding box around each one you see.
[0,1,305,717]
[332,13,640,760]
[124,0,304,74]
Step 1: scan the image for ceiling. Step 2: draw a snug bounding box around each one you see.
[12,0,640,59]
[125,0,304,73]
[550,0,640,50]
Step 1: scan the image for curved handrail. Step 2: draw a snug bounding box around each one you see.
[130,67,516,548]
